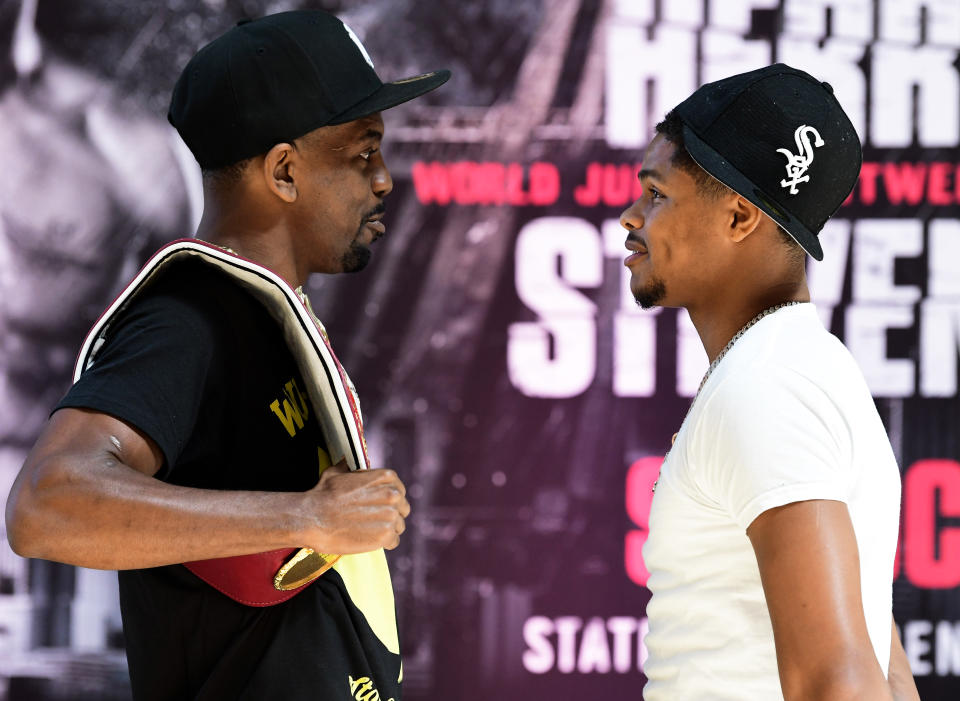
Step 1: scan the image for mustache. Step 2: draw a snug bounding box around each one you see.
[363,203,386,222]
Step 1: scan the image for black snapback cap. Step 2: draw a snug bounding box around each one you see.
[169,10,450,170]
[674,63,862,261]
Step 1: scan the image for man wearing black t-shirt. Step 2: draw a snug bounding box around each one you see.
[6,10,449,700]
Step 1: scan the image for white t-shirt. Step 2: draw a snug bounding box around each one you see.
[642,303,902,701]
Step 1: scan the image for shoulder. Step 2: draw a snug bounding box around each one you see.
[702,304,857,415]
[116,260,257,335]
[93,259,263,368]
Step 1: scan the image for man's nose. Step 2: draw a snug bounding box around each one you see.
[620,201,643,231]
[373,160,393,198]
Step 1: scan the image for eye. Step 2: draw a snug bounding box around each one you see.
[359,147,378,161]
[648,186,664,201]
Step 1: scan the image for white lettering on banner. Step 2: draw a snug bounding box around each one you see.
[602,219,660,398]
[807,220,853,328]
[879,0,960,47]
[521,615,648,674]
[845,305,915,397]
[508,217,601,398]
[708,0,779,34]
[610,0,654,24]
[852,220,923,304]
[604,25,696,148]
[920,221,960,397]
[701,28,770,84]
[783,0,874,41]
[871,44,960,148]
[602,2,960,149]
[929,220,960,299]
[510,217,960,399]
[907,620,935,675]
[899,619,960,676]
[920,302,960,397]
[660,1,703,28]
[676,309,707,398]
[936,621,960,676]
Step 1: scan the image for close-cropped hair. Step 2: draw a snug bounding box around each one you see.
[654,111,733,200]
[201,157,251,187]
[655,110,805,258]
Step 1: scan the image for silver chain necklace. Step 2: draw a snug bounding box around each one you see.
[694,300,804,397]
[653,300,805,493]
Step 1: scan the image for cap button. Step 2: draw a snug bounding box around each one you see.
[821,81,834,94]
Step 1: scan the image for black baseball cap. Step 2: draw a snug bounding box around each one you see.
[169,10,450,170]
[673,63,861,261]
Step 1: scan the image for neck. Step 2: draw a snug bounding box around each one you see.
[195,190,304,289]
[687,277,810,363]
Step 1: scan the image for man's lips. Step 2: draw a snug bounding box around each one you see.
[624,236,648,265]
[365,219,386,238]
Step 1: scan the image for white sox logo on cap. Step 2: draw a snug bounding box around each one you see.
[343,23,374,69]
[777,125,824,195]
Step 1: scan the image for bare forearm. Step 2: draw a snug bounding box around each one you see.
[783,661,893,701]
[888,619,921,701]
[7,453,307,569]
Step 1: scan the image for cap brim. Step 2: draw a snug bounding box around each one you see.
[680,124,824,261]
[330,69,451,124]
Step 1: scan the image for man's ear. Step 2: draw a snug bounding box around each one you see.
[261,143,298,203]
[728,195,764,243]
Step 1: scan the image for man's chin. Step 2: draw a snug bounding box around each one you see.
[631,277,667,310]
[340,244,372,274]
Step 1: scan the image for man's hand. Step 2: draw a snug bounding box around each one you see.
[303,460,410,553]
[6,408,410,569]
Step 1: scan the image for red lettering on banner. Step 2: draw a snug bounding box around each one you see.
[574,163,602,206]
[926,163,954,206]
[882,163,928,206]
[529,162,561,206]
[857,162,881,206]
[477,162,507,204]
[624,457,663,587]
[411,161,453,205]
[450,162,480,204]
[893,524,902,581]
[504,163,526,205]
[410,161,560,206]
[903,459,960,589]
[574,163,644,207]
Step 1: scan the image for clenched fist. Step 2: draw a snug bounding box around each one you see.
[300,459,410,554]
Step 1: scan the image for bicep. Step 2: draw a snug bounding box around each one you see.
[33,408,164,477]
[748,499,886,697]
[7,408,164,556]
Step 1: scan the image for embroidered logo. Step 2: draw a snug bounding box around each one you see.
[777,125,825,195]
[343,23,374,69]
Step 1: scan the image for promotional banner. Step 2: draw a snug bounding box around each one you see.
[0,1,958,699]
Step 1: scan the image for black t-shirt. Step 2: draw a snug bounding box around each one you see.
[57,259,402,700]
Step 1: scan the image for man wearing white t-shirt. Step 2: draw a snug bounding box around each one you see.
[620,64,920,700]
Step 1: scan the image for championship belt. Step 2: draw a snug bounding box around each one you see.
[73,239,371,606]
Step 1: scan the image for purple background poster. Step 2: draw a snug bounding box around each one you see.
[1,1,958,699]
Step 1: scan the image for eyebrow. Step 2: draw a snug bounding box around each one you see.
[326,128,383,153]
[638,168,662,181]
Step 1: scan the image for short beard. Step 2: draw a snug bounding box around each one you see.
[340,239,371,273]
[633,276,667,310]
[341,203,385,273]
